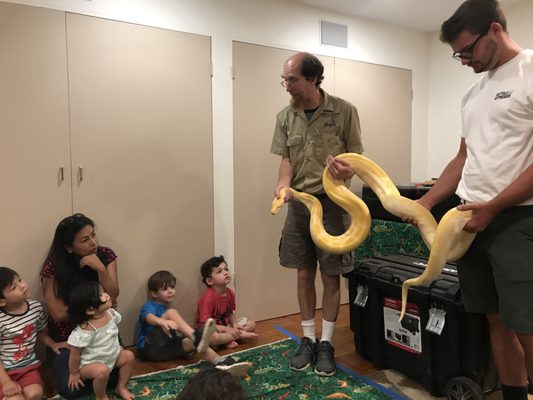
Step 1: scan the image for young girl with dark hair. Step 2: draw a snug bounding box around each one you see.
[67,282,134,400]
[40,213,120,398]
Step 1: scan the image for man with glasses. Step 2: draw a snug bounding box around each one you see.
[408,1,533,398]
[270,52,363,376]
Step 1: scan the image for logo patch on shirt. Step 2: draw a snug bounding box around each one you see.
[494,90,513,100]
[321,112,339,129]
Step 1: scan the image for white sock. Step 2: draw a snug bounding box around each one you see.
[320,319,336,343]
[301,319,316,342]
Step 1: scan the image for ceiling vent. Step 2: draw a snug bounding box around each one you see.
[320,20,348,48]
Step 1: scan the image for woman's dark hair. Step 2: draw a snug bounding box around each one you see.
[68,281,106,326]
[440,0,507,43]
[176,368,248,400]
[200,255,225,286]
[45,213,103,304]
[300,53,324,87]
[0,267,18,299]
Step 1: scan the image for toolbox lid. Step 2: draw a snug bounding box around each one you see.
[354,255,461,301]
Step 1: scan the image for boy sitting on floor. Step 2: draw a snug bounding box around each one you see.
[196,256,257,349]
[136,270,250,376]
[0,267,67,400]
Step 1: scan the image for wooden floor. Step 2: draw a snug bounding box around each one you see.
[129,303,378,377]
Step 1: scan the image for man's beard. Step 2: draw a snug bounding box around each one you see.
[473,40,498,73]
[290,95,302,109]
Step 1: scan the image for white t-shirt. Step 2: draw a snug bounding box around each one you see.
[457,49,533,205]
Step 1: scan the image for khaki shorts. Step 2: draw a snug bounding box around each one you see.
[278,194,353,275]
[457,205,533,333]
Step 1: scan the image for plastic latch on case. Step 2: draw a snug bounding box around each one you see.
[425,307,446,335]
[354,284,368,307]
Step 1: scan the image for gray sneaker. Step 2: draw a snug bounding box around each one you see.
[289,337,316,371]
[314,340,336,376]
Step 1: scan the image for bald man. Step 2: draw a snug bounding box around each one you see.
[270,52,363,376]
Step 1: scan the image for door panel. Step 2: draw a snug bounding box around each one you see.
[334,58,412,194]
[0,3,71,296]
[66,14,213,344]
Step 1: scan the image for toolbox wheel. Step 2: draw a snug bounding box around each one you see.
[445,377,485,400]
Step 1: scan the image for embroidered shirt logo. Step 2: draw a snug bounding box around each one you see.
[494,90,513,100]
[321,111,339,129]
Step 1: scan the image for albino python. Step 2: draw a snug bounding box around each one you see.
[271,153,476,321]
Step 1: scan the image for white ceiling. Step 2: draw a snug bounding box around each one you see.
[293,0,528,32]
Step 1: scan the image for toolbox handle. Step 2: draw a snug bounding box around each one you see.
[390,275,401,284]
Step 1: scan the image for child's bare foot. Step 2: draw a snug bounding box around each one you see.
[226,340,239,349]
[95,396,110,400]
[239,331,258,340]
[115,386,135,400]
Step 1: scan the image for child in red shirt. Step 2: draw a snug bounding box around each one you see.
[196,256,257,349]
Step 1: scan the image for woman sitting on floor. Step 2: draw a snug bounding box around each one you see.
[40,213,121,399]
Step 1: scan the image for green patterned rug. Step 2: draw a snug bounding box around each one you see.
[354,219,429,259]
[55,339,403,399]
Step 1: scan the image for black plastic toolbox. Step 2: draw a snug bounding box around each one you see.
[348,254,498,399]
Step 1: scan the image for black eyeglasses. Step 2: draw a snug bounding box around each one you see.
[452,30,488,61]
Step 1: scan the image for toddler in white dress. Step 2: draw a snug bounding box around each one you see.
[67,281,135,400]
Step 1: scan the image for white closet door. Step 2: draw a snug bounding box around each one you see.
[334,58,412,187]
[66,14,213,345]
[0,3,71,296]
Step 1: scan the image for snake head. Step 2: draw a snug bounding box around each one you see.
[271,187,289,215]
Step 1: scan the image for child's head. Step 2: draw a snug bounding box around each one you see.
[200,255,230,287]
[68,281,111,326]
[175,368,248,400]
[148,270,176,304]
[0,267,28,307]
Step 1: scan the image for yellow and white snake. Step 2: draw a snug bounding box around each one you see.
[271,153,476,320]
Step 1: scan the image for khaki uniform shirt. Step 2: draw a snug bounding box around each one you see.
[270,90,363,195]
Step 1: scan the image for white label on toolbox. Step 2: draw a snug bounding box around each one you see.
[383,297,422,354]
[426,307,446,335]
[354,284,368,307]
